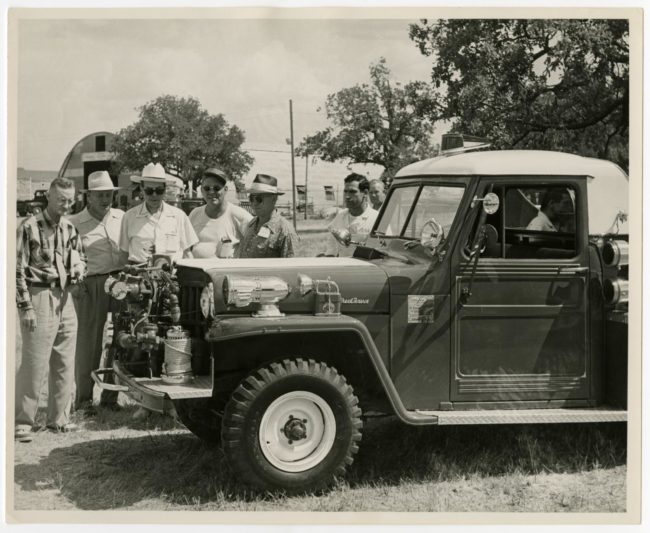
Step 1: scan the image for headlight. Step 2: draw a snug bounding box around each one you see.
[602,239,629,267]
[603,278,628,306]
[223,275,290,317]
[199,283,215,318]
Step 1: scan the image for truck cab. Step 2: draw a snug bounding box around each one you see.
[96,149,629,493]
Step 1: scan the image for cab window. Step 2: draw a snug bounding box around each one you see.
[477,184,578,259]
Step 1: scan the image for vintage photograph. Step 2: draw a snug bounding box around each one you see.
[5,5,642,523]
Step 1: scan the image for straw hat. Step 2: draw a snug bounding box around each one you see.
[82,170,120,191]
[131,162,167,184]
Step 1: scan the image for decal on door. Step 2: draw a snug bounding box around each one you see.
[408,295,436,323]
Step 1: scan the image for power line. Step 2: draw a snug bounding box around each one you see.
[245,148,292,154]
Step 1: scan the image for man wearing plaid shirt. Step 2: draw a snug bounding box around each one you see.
[15,177,86,442]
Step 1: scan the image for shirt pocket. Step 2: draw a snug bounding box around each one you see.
[132,234,154,257]
[157,217,180,253]
[31,239,51,266]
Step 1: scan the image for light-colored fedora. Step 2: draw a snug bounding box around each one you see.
[246,174,284,195]
[131,162,167,184]
[82,170,120,191]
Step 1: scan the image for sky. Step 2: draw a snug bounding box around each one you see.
[16,17,436,171]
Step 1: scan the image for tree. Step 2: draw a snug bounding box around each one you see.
[297,58,442,179]
[112,95,253,183]
[409,19,629,169]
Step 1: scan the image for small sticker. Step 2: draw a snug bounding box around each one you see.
[257,226,271,239]
[408,295,436,323]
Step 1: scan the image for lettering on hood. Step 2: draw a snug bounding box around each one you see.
[342,297,370,305]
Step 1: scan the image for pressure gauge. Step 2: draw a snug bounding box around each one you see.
[110,280,129,300]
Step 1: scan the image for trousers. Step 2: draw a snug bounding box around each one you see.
[73,274,118,407]
[15,286,77,429]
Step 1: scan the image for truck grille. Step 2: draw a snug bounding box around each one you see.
[180,284,203,325]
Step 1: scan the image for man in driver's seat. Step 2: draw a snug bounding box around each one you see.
[527,189,574,232]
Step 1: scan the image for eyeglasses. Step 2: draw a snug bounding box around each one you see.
[144,187,166,196]
[249,195,266,204]
[203,185,224,193]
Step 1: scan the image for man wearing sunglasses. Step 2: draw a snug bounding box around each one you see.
[189,167,252,258]
[236,174,299,258]
[119,163,198,265]
[67,171,126,415]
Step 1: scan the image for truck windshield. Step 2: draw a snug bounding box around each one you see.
[375,184,465,238]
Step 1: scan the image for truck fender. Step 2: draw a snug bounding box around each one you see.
[206,314,433,425]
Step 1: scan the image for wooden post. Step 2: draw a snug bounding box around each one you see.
[289,100,297,230]
[304,154,309,220]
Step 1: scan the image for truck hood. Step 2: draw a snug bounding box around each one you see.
[176,257,390,314]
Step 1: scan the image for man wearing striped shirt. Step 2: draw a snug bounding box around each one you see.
[15,177,86,442]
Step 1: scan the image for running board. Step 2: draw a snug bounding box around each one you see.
[412,408,627,425]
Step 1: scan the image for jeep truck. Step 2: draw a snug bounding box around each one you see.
[95,149,629,493]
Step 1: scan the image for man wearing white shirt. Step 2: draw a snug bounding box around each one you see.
[119,163,198,265]
[189,167,253,258]
[68,171,125,413]
[527,188,574,232]
[118,163,198,420]
[324,173,378,257]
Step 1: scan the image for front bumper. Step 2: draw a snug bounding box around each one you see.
[92,362,213,415]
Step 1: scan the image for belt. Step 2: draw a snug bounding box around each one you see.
[27,280,61,289]
[86,270,122,278]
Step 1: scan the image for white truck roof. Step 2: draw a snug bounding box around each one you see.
[395,150,629,235]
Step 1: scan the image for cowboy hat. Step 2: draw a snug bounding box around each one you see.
[82,170,120,191]
[246,174,284,195]
[131,162,167,184]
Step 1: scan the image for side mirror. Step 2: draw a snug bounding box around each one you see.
[471,192,500,215]
[420,218,444,253]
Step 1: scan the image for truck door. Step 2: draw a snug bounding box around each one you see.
[376,179,472,410]
[451,178,591,404]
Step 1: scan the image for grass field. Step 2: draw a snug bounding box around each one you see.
[10,228,628,514]
[12,403,626,512]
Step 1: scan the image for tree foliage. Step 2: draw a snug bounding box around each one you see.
[409,19,629,169]
[298,58,442,178]
[113,95,253,182]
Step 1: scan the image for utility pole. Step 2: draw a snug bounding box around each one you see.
[289,99,297,230]
[304,154,309,220]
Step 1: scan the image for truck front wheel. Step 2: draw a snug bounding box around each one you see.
[221,358,362,493]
